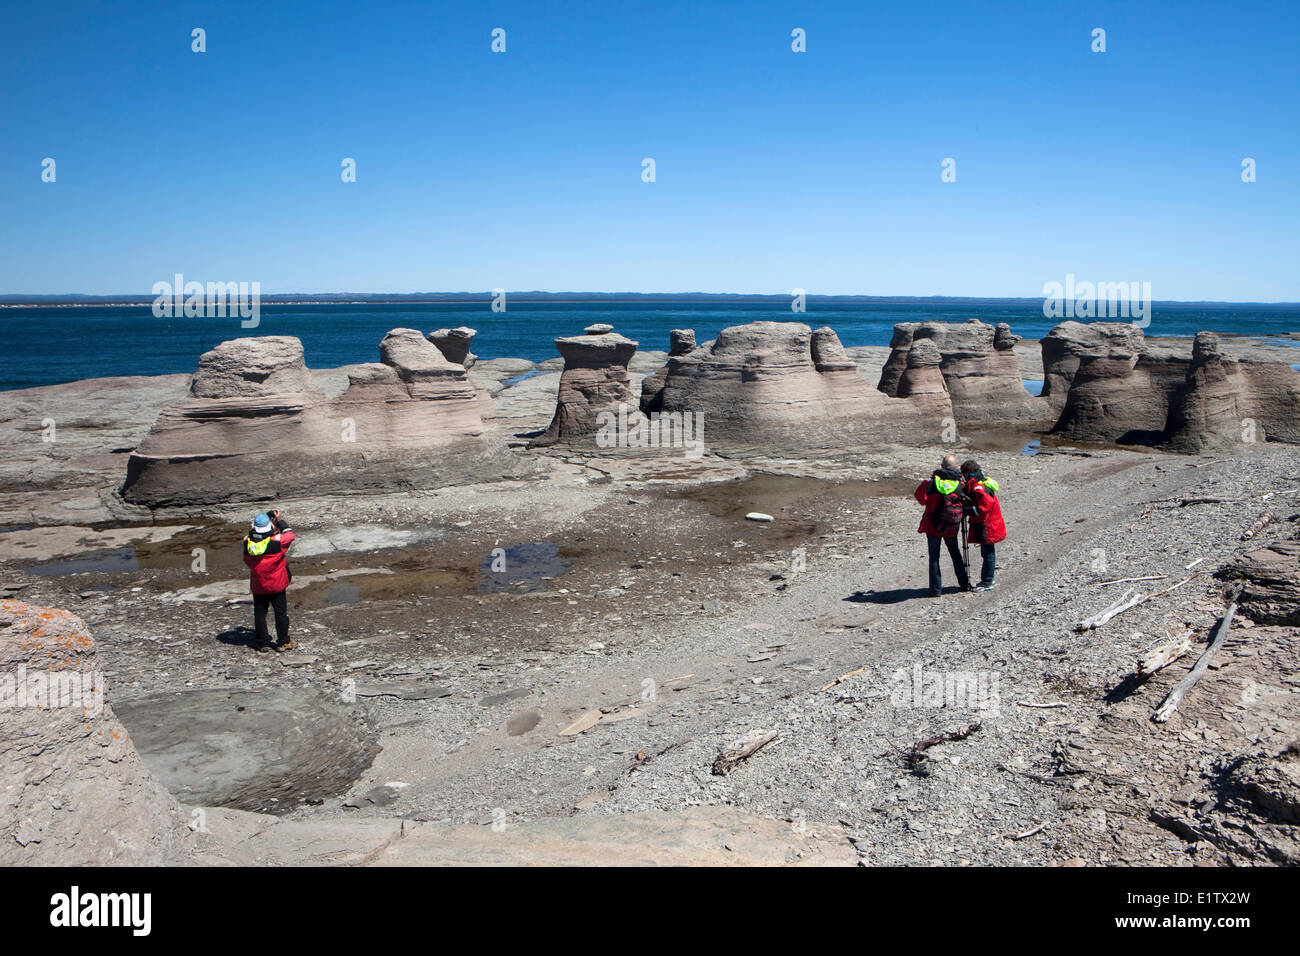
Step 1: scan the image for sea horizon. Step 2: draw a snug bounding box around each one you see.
[3,296,1298,391]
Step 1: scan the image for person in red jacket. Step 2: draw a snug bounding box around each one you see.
[960,460,1006,591]
[242,509,295,653]
[914,454,971,597]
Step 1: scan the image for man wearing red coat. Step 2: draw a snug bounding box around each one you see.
[243,509,295,653]
[914,454,971,596]
[960,460,1006,591]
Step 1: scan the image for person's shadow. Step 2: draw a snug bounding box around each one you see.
[216,625,258,649]
[844,588,933,605]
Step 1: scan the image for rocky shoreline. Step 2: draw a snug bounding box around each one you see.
[2,318,1299,866]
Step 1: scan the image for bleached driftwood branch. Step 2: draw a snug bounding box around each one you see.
[712,730,779,775]
[1136,631,1194,680]
[1076,573,1202,632]
[1153,593,1241,723]
[1077,587,1142,630]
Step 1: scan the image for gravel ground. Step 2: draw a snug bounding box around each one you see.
[4,369,1299,866]
[7,438,1298,864]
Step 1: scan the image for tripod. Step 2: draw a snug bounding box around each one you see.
[960,511,970,582]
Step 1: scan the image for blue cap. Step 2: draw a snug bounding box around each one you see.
[252,513,273,533]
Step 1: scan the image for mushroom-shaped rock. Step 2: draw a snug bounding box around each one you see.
[1192,330,1221,362]
[1163,331,1300,452]
[640,320,952,453]
[1049,323,1189,445]
[123,331,505,506]
[811,327,857,372]
[880,320,1046,424]
[876,323,920,396]
[1039,321,1146,411]
[533,330,639,444]
[896,338,951,415]
[427,327,478,367]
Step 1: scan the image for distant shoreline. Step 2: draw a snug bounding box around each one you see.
[3,293,1300,309]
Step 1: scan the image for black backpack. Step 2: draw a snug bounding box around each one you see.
[929,472,967,535]
[934,490,964,535]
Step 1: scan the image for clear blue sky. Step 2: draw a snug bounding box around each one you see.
[2,0,1297,299]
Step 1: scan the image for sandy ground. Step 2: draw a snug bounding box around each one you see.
[2,357,1299,866]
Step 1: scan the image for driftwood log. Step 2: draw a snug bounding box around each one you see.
[1136,630,1194,680]
[712,730,778,775]
[1153,591,1242,723]
[1077,587,1142,630]
[1240,511,1274,542]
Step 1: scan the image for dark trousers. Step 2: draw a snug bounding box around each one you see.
[978,543,996,586]
[927,534,969,595]
[253,590,289,645]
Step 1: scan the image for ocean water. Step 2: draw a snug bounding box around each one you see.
[2,300,1298,391]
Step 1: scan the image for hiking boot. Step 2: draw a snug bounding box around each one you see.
[255,641,272,654]
[274,638,297,653]
[975,582,996,592]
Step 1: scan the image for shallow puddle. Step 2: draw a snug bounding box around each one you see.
[28,548,140,575]
[477,541,572,594]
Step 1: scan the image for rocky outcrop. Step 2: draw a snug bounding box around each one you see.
[641,331,697,414]
[639,321,953,453]
[1163,332,1300,453]
[1048,325,1300,450]
[670,329,696,356]
[188,335,312,397]
[1039,321,1146,413]
[1049,325,1186,445]
[810,326,857,372]
[122,331,508,507]
[895,338,951,417]
[0,600,191,864]
[876,324,919,397]
[426,327,477,368]
[1219,540,1300,627]
[533,326,639,445]
[878,320,1048,424]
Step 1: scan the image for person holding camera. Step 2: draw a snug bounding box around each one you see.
[960,459,1005,591]
[914,453,972,596]
[242,509,295,653]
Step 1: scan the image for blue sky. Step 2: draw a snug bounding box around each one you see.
[1,0,1297,299]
